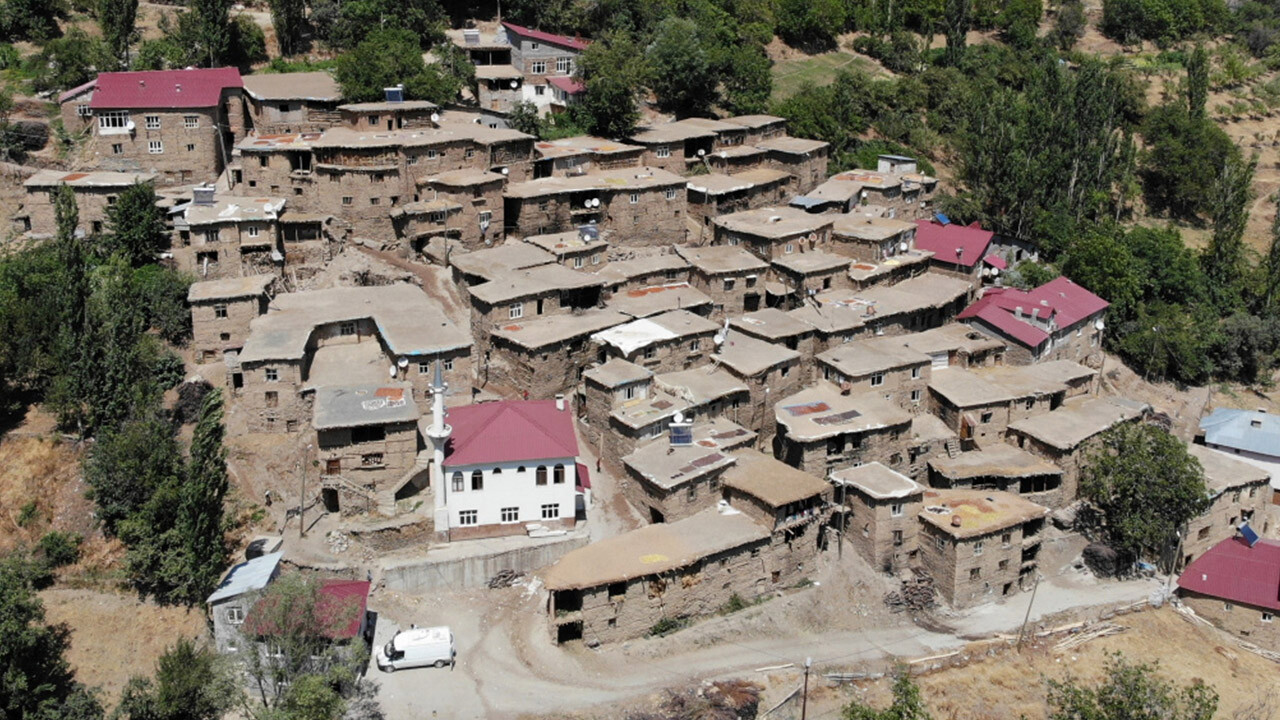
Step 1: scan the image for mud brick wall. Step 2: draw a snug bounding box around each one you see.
[317,421,418,491]
[724,362,803,446]
[173,223,282,281]
[21,186,122,236]
[419,180,505,251]
[237,360,309,433]
[507,185,686,246]
[600,331,716,375]
[819,359,930,415]
[87,106,227,185]
[918,522,1037,609]
[620,466,729,524]
[781,421,913,479]
[1181,482,1273,564]
[487,334,595,400]
[765,150,828,194]
[247,99,341,134]
[686,270,765,319]
[400,351,474,403]
[191,294,268,362]
[1181,592,1280,650]
[843,490,923,573]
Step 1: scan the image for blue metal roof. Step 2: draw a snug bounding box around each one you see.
[206,551,282,604]
[789,196,826,209]
[1199,409,1280,459]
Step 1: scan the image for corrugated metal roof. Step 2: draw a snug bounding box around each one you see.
[914,219,993,268]
[444,400,578,468]
[206,552,282,604]
[90,67,242,109]
[1178,536,1280,611]
[1200,409,1280,458]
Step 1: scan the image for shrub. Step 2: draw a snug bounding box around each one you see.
[38,531,82,568]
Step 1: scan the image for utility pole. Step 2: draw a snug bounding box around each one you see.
[299,443,312,539]
[1016,574,1041,652]
[801,656,812,720]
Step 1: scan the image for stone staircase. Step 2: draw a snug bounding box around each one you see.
[378,451,432,515]
[943,437,961,458]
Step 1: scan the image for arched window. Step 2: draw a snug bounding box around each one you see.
[451,472,463,492]
[492,467,502,475]
[536,466,547,486]
[471,470,484,491]
[553,464,565,485]
[517,466,526,474]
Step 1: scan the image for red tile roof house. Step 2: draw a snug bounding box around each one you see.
[66,67,246,185]
[1177,536,1280,651]
[437,398,581,541]
[499,22,589,112]
[913,218,996,282]
[239,578,373,667]
[958,276,1109,367]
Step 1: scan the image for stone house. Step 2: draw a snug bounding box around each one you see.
[830,214,918,261]
[755,137,829,194]
[438,399,580,541]
[241,72,342,134]
[447,242,555,299]
[314,383,422,514]
[958,277,1109,368]
[171,188,286,280]
[712,332,803,443]
[712,206,834,262]
[540,507,774,644]
[603,369,748,470]
[524,229,609,271]
[474,65,527,113]
[620,419,757,524]
[917,489,1050,609]
[232,284,472,433]
[926,360,1097,450]
[605,282,713,320]
[721,448,831,541]
[729,308,818,367]
[816,336,932,414]
[675,244,770,317]
[831,463,924,573]
[772,382,914,478]
[913,219,996,282]
[502,166,687,244]
[900,324,1006,371]
[590,310,719,373]
[580,358,655,448]
[58,79,98,137]
[788,274,974,354]
[17,169,156,237]
[405,169,507,250]
[532,136,644,177]
[927,444,1066,510]
[1180,445,1273,567]
[468,263,603,355]
[769,251,852,305]
[1006,396,1149,504]
[337,99,439,131]
[1176,536,1280,651]
[723,115,788,144]
[593,253,690,295]
[686,169,793,229]
[628,122,718,175]
[75,67,245,185]
[207,551,283,654]
[189,274,275,363]
[487,309,629,399]
[905,414,959,482]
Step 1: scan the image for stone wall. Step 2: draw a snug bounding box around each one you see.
[601,331,716,375]
[686,270,765,319]
[22,185,122,237]
[843,490,923,573]
[1181,592,1280,651]
[236,360,309,433]
[1181,482,1274,564]
[247,99,341,134]
[317,420,418,494]
[86,105,229,185]
[173,221,282,281]
[506,185,686,246]
[487,334,596,400]
[192,294,268,362]
[778,421,913,479]
[918,520,1041,609]
[620,466,729,524]
[383,530,589,592]
[819,360,929,414]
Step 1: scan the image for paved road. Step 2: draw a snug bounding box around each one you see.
[367,571,1163,719]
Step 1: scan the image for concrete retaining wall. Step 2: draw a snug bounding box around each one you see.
[382,532,589,592]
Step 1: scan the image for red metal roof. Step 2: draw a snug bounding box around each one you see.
[58,78,96,104]
[547,76,585,95]
[244,579,370,640]
[914,220,993,269]
[1178,536,1280,612]
[89,67,243,110]
[444,400,579,467]
[501,21,590,51]
[575,461,591,490]
[982,254,1007,270]
[957,277,1108,350]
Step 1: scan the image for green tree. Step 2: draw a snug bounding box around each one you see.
[1260,193,1280,312]
[0,0,68,42]
[103,182,168,266]
[1202,152,1256,312]
[229,15,268,68]
[189,0,232,66]
[33,28,112,93]
[1140,101,1238,219]
[720,43,772,115]
[335,28,462,104]
[647,17,717,118]
[172,388,230,607]
[98,0,138,69]
[944,0,970,66]
[1050,0,1086,50]
[1186,43,1208,122]
[574,30,649,138]
[506,101,542,138]
[113,638,239,720]
[0,553,104,720]
[84,406,182,536]
[45,186,95,434]
[841,669,931,720]
[999,0,1041,49]
[268,0,306,56]
[1080,423,1210,567]
[775,0,846,50]
[1047,653,1216,720]
[327,0,445,51]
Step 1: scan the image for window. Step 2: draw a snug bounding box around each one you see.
[214,303,228,318]
[1224,602,1234,611]
[111,143,123,155]
[478,210,492,226]
[368,115,380,126]
[246,225,260,238]
[785,243,795,254]
[443,358,454,371]
[980,411,993,423]
[509,303,524,320]
[184,116,199,129]
[186,144,195,152]
[998,559,1009,571]
[1001,532,1012,547]
[686,484,697,501]
[452,472,464,492]
[910,389,922,403]
[642,346,656,360]
[459,510,478,526]
[574,256,584,268]
[890,503,904,517]
[98,111,130,130]
[471,470,484,491]
[342,197,353,205]
[556,57,571,74]
[429,210,446,223]
[870,372,884,387]
[536,466,547,486]
[264,391,278,408]
[427,149,438,160]
[226,606,245,624]
[501,507,519,523]
[76,104,91,117]
[362,453,384,466]
[973,540,984,556]
[1197,526,1210,540]
[629,192,639,204]
[935,536,945,550]
[655,146,670,159]
[148,141,164,154]
[259,156,269,167]
[370,197,380,206]
[665,188,678,200]
[534,85,545,96]
[465,148,476,159]
[144,115,160,129]
[970,567,981,580]
[264,368,279,382]
[911,366,921,379]
[339,321,356,336]
[724,278,736,292]
[892,530,903,546]
[531,61,547,74]
[553,464,565,484]
[592,253,600,265]
[541,503,560,519]
[1264,612,1274,623]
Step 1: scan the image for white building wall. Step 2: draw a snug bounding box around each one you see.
[443,457,578,528]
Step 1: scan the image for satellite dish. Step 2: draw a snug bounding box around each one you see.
[697,149,706,157]
[510,79,519,89]
[430,112,440,123]
[591,198,600,208]
[1095,318,1106,331]
[500,167,509,175]
[673,411,685,423]
[397,357,408,368]
[899,241,908,253]
[388,365,397,377]
[990,267,999,276]
[583,198,592,209]
[719,151,728,159]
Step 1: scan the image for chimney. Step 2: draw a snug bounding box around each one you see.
[950,515,962,527]
[192,184,216,206]
[1030,307,1040,321]
[554,394,565,411]
[1015,306,1023,318]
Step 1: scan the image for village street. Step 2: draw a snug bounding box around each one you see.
[366,557,1163,719]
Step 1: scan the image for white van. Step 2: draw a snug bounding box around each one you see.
[375,626,456,672]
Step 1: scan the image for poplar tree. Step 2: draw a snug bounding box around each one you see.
[268,0,306,57]
[98,0,139,69]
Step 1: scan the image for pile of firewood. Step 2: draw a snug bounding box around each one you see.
[884,573,936,613]
[487,569,523,588]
